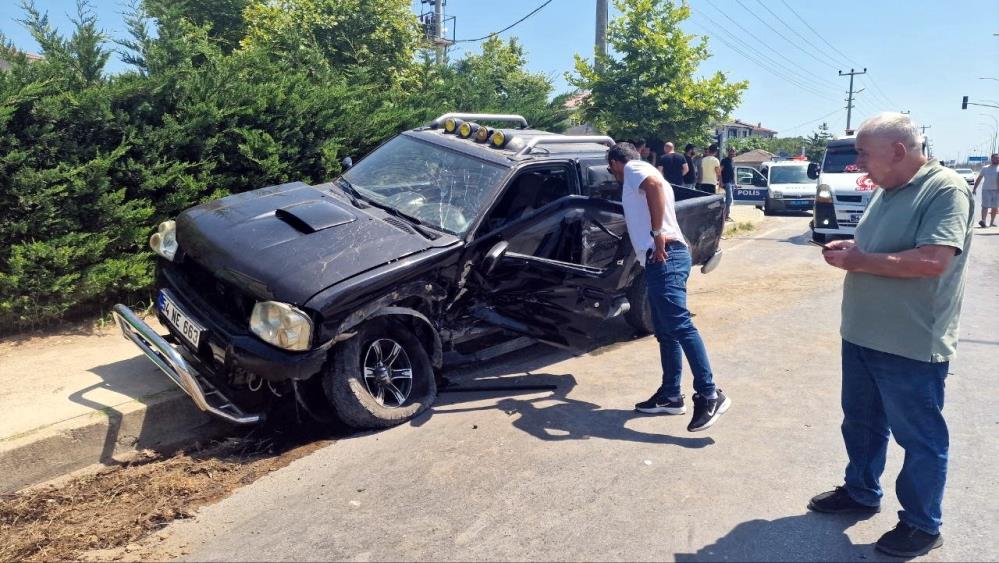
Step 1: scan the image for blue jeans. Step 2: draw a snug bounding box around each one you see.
[841,340,949,534]
[723,182,735,216]
[644,243,716,398]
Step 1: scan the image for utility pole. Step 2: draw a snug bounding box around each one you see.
[920,125,932,135]
[434,0,445,64]
[595,0,608,72]
[839,68,867,132]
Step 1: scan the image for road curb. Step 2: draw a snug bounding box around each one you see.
[0,389,228,494]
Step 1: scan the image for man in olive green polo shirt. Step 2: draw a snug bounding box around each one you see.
[806,113,974,558]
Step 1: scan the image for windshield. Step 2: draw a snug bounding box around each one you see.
[341,135,506,234]
[769,166,811,184]
[822,145,860,173]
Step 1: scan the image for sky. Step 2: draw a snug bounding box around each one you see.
[4,0,998,161]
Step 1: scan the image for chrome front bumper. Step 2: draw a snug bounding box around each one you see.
[701,249,723,274]
[112,304,262,425]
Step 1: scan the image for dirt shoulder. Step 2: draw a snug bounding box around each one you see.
[0,430,334,562]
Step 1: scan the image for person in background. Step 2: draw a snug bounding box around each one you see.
[971,153,998,227]
[657,142,689,188]
[605,142,731,432]
[682,143,697,189]
[697,144,721,195]
[720,147,736,221]
[808,113,974,558]
[635,138,656,167]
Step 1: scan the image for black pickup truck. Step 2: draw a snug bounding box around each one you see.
[114,113,724,430]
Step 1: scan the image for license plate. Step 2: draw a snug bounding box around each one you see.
[787,200,811,208]
[158,290,204,348]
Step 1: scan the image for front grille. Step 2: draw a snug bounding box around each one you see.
[837,195,863,203]
[173,258,256,326]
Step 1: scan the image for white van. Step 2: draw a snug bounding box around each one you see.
[758,160,816,214]
[810,136,870,242]
[731,159,815,215]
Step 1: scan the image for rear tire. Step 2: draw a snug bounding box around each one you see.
[624,274,655,335]
[323,318,437,429]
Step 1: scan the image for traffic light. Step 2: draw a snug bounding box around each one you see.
[962,96,969,110]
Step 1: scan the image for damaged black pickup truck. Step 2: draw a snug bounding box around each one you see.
[114,113,724,429]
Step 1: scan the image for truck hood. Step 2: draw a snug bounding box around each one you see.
[176,182,434,306]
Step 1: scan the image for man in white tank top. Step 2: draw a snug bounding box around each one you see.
[606,143,731,432]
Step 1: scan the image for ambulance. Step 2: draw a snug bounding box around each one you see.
[809,136,873,243]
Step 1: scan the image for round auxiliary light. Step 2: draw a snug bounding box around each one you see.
[458,122,480,139]
[443,117,464,134]
[475,127,492,143]
[490,130,507,148]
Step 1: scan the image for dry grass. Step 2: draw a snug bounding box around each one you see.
[0,435,331,562]
[723,221,757,238]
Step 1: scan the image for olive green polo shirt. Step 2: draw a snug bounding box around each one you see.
[841,160,975,363]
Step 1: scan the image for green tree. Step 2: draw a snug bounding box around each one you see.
[569,0,747,144]
[143,0,250,53]
[240,0,420,85]
[407,37,570,131]
[804,122,833,162]
[728,136,806,157]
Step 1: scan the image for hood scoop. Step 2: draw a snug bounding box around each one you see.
[275,199,356,233]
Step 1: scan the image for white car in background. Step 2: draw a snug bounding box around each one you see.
[954,168,976,186]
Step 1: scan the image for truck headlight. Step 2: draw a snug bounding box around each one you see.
[149,220,178,261]
[816,184,833,203]
[772,191,783,199]
[250,301,313,351]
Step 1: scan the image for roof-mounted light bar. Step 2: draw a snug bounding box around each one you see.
[513,135,616,157]
[430,113,530,130]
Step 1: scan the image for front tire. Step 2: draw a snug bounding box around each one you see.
[323,318,437,429]
[624,274,655,335]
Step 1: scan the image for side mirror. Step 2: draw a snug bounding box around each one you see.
[482,241,509,277]
[807,162,820,180]
[341,156,354,171]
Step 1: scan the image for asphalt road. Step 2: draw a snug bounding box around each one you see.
[152,212,999,562]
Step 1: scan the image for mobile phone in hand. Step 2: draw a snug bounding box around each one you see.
[808,239,828,249]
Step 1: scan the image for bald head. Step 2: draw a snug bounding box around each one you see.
[664,142,675,153]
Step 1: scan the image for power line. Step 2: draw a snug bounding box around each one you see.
[695,6,837,92]
[698,1,840,90]
[855,76,890,109]
[452,0,553,42]
[865,74,899,109]
[752,0,843,69]
[778,0,859,67]
[686,17,839,102]
[778,108,843,134]
[732,0,839,71]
